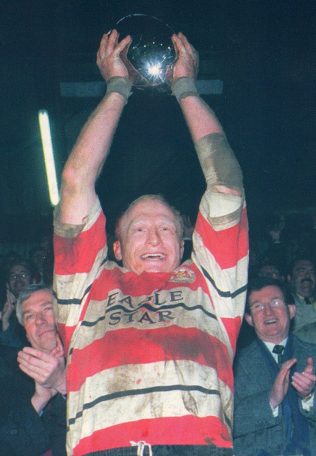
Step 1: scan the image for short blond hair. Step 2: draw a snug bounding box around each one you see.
[115,194,184,241]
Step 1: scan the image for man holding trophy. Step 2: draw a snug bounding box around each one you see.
[54,23,248,456]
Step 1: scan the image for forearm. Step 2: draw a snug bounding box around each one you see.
[53,370,67,395]
[60,91,127,224]
[178,93,223,143]
[170,34,221,141]
[174,80,242,196]
[31,392,50,414]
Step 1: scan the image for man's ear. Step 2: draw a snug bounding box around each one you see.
[180,240,184,260]
[113,240,122,261]
[288,304,296,320]
[245,313,254,327]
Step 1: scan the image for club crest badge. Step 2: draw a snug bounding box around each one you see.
[170,267,195,283]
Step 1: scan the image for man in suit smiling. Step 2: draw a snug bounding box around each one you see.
[234,277,316,455]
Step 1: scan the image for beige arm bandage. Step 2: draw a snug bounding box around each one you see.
[106,77,132,103]
[195,133,243,193]
[171,77,198,102]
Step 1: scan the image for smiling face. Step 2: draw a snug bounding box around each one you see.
[8,263,32,298]
[113,198,184,274]
[246,285,296,344]
[290,259,316,298]
[22,289,58,352]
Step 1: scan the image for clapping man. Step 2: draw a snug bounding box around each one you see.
[234,278,316,455]
[0,284,66,455]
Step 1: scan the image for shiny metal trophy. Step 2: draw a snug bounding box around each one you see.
[115,14,176,91]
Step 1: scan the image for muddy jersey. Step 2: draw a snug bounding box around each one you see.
[54,133,249,455]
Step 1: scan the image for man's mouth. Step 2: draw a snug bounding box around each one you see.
[264,318,277,325]
[141,253,165,260]
[38,328,55,338]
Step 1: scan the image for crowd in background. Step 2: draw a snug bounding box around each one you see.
[1,208,316,351]
[0,206,315,455]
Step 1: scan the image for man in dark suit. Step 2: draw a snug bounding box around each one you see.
[0,284,66,456]
[234,277,316,456]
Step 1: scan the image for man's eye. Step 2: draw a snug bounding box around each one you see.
[161,225,175,232]
[44,306,53,312]
[253,304,262,311]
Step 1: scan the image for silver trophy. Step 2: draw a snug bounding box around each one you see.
[115,14,176,90]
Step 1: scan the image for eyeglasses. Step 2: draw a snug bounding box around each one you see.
[250,298,286,314]
[9,272,30,281]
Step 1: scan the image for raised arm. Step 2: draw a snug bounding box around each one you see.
[171,33,223,140]
[59,30,132,224]
[171,33,242,197]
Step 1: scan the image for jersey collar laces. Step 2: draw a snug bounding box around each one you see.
[130,440,153,456]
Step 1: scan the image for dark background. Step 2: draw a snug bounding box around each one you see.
[0,0,315,242]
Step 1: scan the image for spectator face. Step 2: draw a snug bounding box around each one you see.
[245,285,296,343]
[30,248,47,270]
[113,199,184,274]
[21,289,57,352]
[289,260,316,298]
[258,264,282,281]
[8,264,32,297]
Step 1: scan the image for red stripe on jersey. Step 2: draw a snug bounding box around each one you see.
[73,415,232,455]
[54,211,106,275]
[58,322,76,355]
[220,316,242,353]
[195,207,248,270]
[68,325,233,391]
[91,262,208,301]
[93,269,172,297]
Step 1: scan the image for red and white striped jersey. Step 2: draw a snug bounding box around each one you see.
[54,133,249,455]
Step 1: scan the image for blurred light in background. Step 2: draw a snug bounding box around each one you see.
[38,109,60,206]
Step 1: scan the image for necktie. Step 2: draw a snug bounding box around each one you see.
[259,339,310,453]
[272,344,284,364]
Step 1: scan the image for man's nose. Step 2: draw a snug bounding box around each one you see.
[35,312,46,324]
[147,227,161,245]
[263,303,274,315]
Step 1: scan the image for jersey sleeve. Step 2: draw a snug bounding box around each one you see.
[53,198,107,352]
[192,133,249,352]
